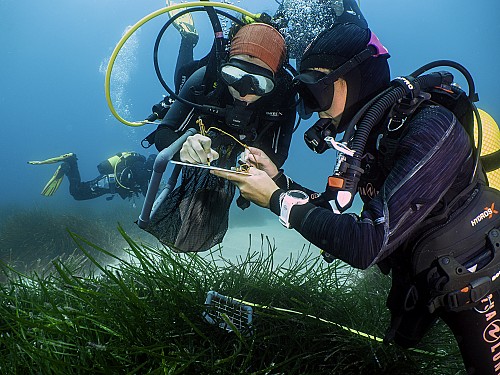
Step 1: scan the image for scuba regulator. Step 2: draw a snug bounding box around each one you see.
[306,60,482,215]
[304,118,336,154]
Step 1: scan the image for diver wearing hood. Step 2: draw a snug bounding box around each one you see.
[212,16,500,375]
[154,22,296,170]
[297,22,391,150]
[143,22,297,253]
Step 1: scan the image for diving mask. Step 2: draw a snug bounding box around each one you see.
[220,58,276,97]
[293,69,338,114]
[294,31,390,115]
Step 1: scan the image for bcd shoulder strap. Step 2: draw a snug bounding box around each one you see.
[377,91,431,172]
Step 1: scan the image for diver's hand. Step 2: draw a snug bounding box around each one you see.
[211,167,278,208]
[241,147,279,178]
[180,134,220,164]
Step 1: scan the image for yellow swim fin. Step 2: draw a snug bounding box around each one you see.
[41,165,66,197]
[165,0,198,40]
[28,152,75,165]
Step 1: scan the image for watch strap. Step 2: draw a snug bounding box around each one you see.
[270,189,284,216]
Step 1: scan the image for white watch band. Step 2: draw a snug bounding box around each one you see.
[279,190,309,228]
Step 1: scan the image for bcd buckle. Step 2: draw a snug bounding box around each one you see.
[427,255,492,313]
[437,276,491,313]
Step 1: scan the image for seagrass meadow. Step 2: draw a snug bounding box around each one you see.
[0,209,465,374]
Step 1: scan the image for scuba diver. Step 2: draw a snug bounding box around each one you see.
[155,21,295,167]
[211,0,500,373]
[28,152,156,201]
[142,15,297,252]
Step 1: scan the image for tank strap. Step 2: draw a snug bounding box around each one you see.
[108,175,116,195]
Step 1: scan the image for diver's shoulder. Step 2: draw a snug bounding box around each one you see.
[406,103,468,141]
[412,103,458,125]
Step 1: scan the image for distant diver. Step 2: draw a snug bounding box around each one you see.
[28,152,156,201]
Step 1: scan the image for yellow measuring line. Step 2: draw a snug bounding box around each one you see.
[104,2,258,127]
[232,296,445,357]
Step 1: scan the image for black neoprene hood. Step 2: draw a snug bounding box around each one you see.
[300,23,371,71]
[299,23,391,133]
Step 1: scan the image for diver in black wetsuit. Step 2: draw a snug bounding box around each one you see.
[151,20,296,168]
[211,1,500,373]
[141,19,296,253]
[29,152,156,201]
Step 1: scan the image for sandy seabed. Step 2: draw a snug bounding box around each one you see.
[220,205,322,264]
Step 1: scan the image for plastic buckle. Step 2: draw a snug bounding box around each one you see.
[444,291,462,310]
[321,250,336,263]
[387,117,406,132]
[443,277,491,311]
[403,285,419,311]
[324,137,355,157]
[469,277,492,303]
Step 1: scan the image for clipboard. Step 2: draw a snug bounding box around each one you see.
[170,160,252,175]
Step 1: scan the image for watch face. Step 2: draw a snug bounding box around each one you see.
[288,190,309,200]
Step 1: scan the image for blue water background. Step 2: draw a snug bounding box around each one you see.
[0,0,499,250]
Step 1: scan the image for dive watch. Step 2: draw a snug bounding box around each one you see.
[279,190,309,228]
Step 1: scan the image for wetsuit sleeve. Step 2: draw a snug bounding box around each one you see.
[270,106,474,269]
[154,67,206,151]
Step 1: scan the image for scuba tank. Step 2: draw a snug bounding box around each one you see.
[97,152,145,175]
[474,108,500,190]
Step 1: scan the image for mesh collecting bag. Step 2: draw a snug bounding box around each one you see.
[145,135,241,252]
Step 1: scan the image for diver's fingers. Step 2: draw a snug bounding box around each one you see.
[180,142,203,164]
[186,134,212,154]
[245,147,269,165]
[211,168,243,182]
[247,147,268,157]
[181,135,210,164]
[197,136,212,154]
[207,149,220,162]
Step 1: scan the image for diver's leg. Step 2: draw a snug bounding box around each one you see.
[174,37,197,93]
[441,290,500,375]
[168,0,198,93]
[63,158,108,200]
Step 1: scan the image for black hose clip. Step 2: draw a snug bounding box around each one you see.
[391,75,420,99]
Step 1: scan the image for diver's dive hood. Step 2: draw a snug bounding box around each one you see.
[300,23,391,134]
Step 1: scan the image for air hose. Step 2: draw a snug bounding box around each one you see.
[326,62,482,212]
[347,72,452,156]
[104,2,258,127]
[344,61,481,184]
[152,7,243,103]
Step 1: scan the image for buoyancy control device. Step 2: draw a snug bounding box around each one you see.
[316,60,500,315]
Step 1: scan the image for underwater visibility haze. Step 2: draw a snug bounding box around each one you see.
[0,0,499,373]
[1,0,499,209]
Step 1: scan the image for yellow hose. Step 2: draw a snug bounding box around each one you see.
[105,2,258,127]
